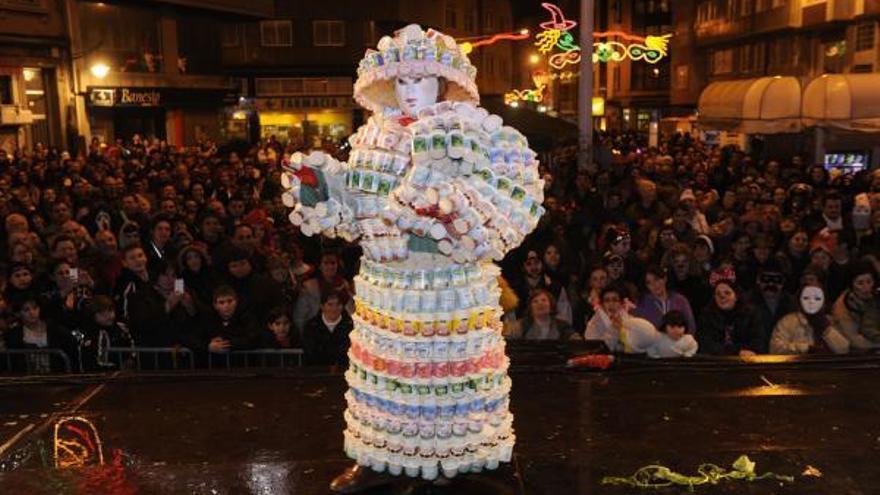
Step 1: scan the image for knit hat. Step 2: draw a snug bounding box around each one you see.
[679,188,696,203]
[354,24,479,113]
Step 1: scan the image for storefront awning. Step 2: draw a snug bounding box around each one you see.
[802,74,880,132]
[697,77,802,134]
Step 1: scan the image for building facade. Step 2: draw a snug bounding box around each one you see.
[671,0,880,159]
[0,0,73,152]
[220,0,517,149]
[68,0,272,148]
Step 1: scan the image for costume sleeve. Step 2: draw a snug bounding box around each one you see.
[280,151,359,241]
[387,102,545,262]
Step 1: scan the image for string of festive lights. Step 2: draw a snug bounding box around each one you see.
[536,3,672,69]
[504,84,546,105]
[458,29,531,54]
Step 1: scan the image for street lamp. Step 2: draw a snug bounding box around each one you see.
[90,62,110,79]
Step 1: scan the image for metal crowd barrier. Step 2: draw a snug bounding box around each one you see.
[108,347,196,371]
[0,349,72,374]
[207,349,304,369]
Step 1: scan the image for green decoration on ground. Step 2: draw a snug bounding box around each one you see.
[601,455,794,491]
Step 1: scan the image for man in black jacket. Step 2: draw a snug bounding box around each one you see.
[302,291,353,366]
[223,247,282,318]
[190,285,272,353]
[115,244,170,346]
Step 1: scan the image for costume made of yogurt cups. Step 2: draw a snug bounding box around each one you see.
[280,24,544,481]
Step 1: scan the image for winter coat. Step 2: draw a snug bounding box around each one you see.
[697,302,766,355]
[647,333,698,358]
[632,291,697,333]
[769,312,849,355]
[302,313,354,366]
[584,309,660,354]
[832,290,880,350]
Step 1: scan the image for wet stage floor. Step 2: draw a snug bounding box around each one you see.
[2,353,880,494]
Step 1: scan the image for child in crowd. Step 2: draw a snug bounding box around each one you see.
[647,310,699,358]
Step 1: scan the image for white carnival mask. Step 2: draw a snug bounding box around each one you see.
[800,286,825,315]
[395,76,440,117]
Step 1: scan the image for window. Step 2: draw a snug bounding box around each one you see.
[464,11,475,32]
[674,65,688,89]
[771,0,787,8]
[221,23,242,47]
[613,66,620,91]
[364,21,378,47]
[313,20,345,47]
[446,5,457,29]
[739,44,752,72]
[856,22,875,52]
[261,20,293,47]
[853,64,874,73]
[0,0,47,13]
[711,48,733,74]
[484,11,494,30]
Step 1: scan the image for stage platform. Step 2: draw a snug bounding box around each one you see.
[1,347,879,494]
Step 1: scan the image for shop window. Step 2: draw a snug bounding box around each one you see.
[222,23,243,47]
[261,20,293,47]
[856,22,875,52]
[314,20,345,47]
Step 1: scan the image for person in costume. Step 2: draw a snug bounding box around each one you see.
[278,25,545,491]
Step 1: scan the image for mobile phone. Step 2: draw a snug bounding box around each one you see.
[69,268,79,282]
[174,278,185,294]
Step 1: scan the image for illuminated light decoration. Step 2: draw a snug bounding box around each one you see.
[535,3,671,68]
[533,70,578,82]
[458,30,531,54]
[54,416,105,469]
[592,31,671,64]
[504,84,546,106]
[535,3,581,69]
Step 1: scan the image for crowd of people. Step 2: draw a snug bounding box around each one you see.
[502,131,880,359]
[0,130,879,372]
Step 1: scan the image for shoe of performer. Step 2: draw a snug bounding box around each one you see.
[330,464,393,493]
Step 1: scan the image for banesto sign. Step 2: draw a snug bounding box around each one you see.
[119,89,161,106]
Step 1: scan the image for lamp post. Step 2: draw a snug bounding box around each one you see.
[577,0,594,170]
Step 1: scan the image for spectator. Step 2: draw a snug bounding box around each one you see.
[584,284,659,353]
[697,268,766,356]
[194,285,270,353]
[647,310,698,358]
[223,247,282,319]
[294,251,354,333]
[633,264,696,333]
[145,215,174,277]
[770,285,848,355]
[266,306,295,348]
[752,262,797,351]
[78,295,134,371]
[4,295,75,373]
[504,288,578,341]
[302,291,354,366]
[115,245,169,346]
[832,262,880,350]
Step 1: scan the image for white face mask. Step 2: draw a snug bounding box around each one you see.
[394,76,440,117]
[800,286,825,315]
